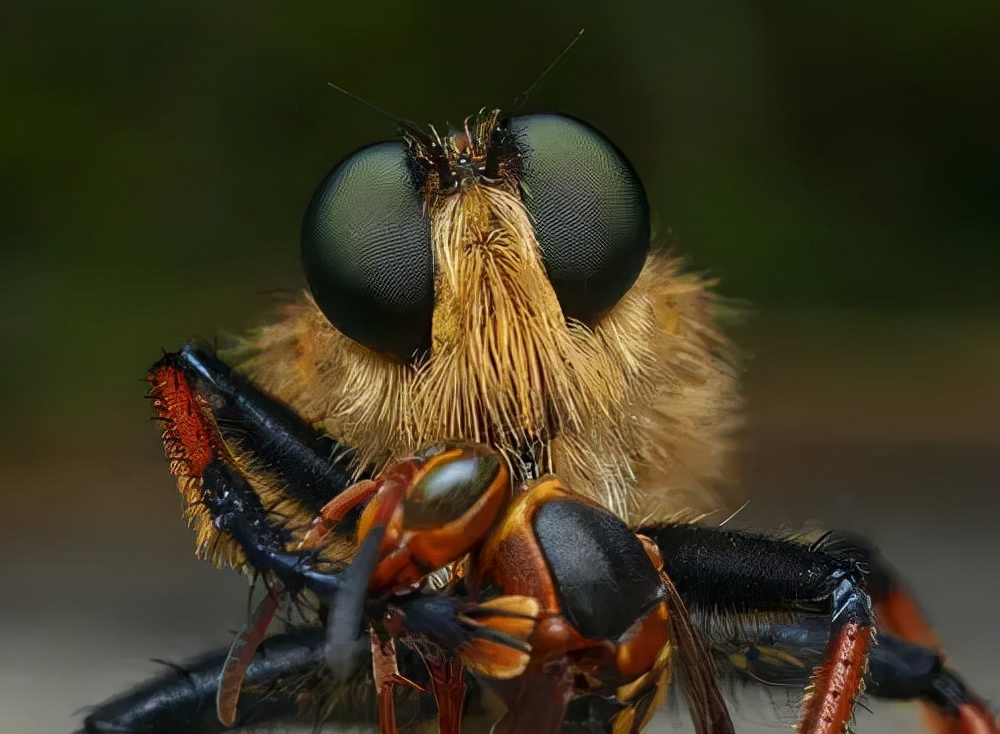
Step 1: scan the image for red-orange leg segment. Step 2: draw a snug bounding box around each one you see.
[643,525,882,734]
[147,346,359,571]
[877,593,1000,734]
[299,478,381,549]
[863,546,1000,734]
[797,619,873,734]
[370,631,423,734]
[425,655,466,734]
[216,581,286,727]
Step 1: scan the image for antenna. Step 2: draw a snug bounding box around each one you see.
[327,81,430,142]
[326,81,404,127]
[513,28,585,111]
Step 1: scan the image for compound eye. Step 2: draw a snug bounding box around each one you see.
[301,141,433,362]
[403,444,506,530]
[512,114,650,324]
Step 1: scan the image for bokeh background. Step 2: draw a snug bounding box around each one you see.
[1,3,997,733]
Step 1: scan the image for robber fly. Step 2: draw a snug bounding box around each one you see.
[79,99,999,734]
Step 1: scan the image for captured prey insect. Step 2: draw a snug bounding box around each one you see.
[80,105,999,734]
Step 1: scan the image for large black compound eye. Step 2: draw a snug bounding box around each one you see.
[512,114,650,325]
[301,141,433,362]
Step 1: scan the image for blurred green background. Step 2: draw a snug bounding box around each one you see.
[1,3,997,733]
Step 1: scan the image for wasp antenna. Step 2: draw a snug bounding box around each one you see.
[513,28,585,111]
[326,81,404,127]
[325,525,385,680]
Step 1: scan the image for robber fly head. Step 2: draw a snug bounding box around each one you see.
[287,104,703,518]
[301,110,649,358]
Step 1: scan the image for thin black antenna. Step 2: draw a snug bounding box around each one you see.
[513,28,585,111]
[326,81,403,126]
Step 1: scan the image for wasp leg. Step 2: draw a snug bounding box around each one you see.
[370,631,427,734]
[643,524,874,734]
[371,590,540,733]
[422,653,466,734]
[300,478,380,548]
[372,633,401,734]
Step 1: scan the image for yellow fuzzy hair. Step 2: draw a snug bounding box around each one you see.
[235,186,739,527]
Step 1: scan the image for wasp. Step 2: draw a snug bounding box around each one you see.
[80,106,998,734]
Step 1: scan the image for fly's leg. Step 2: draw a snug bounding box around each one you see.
[646,523,999,734]
[79,628,444,734]
[146,346,383,727]
[644,524,874,734]
[711,617,999,734]
[637,533,734,734]
[150,344,358,520]
[216,581,286,727]
[80,630,331,734]
[868,631,999,734]
[147,345,364,577]
[826,533,999,734]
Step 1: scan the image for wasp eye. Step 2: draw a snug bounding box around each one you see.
[301,142,433,362]
[403,446,504,530]
[512,114,650,324]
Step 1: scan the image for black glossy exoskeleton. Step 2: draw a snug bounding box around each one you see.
[81,106,999,734]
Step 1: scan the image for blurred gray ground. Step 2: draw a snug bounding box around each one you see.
[1,317,997,734]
